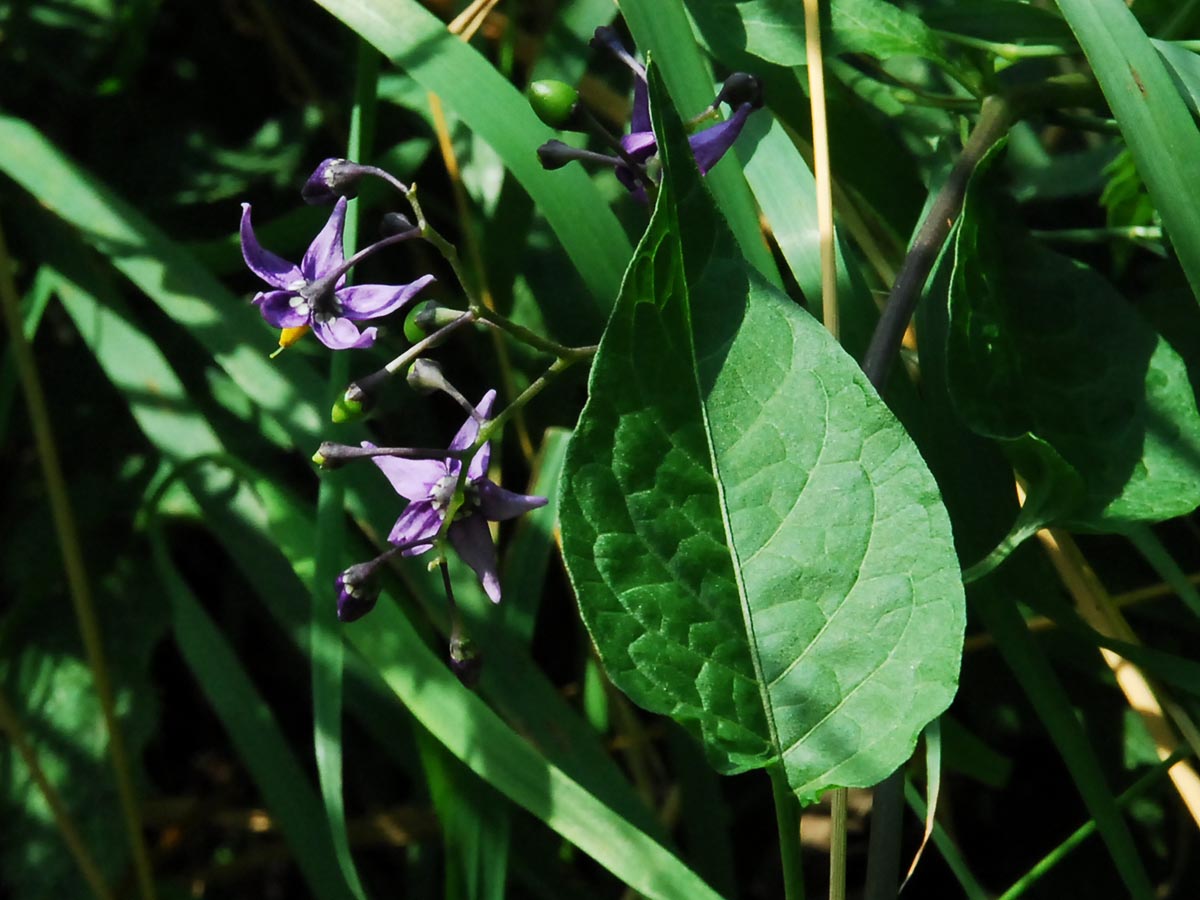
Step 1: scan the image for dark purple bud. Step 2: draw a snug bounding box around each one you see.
[715,73,764,110]
[336,563,381,622]
[448,634,482,687]
[538,140,577,171]
[380,212,416,238]
[302,158,370,205]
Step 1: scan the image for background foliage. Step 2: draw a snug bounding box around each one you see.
[3,1,1200,898]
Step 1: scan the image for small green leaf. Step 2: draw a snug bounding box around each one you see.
[560,66,965,797]
[948,144,1200,531]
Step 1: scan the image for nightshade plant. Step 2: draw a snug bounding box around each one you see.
[7,3,1200,900]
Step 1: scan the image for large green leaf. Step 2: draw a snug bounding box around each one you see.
[559,69,965,798]
[1055,0,1200,304]
[947,145,1200,532]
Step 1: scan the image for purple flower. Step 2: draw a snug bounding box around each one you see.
[592,27,759,199]
[366,390,547,602]
[239,196,434,350]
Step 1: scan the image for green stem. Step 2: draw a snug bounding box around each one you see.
[769,764,805,900]
[862,95,1012,390]
[933,29,1074,61]
[312,38,377,900]
[0,217,157,899]
[997,749,1187,900]
[829,788,848,900]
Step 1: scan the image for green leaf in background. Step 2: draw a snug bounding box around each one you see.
[684,0,960,75]
[560,67,965,798]
[948,144,1200,532]
[1154,40,1200,118]
[1055,0,1200,304]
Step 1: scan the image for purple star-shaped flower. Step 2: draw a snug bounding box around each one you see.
[366,390,547,602]
[239,196,434,350]
[593,28,758,200]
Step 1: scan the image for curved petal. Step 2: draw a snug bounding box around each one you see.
[449,515,501,603]
[253,290,310,328]
[387,500,442,553]
[631,76,651,134]
[476,479,547,522]
[365,441,446,500]
[689,103,753,175]
[337,274,436,321]
[240,203,302,289]
[449,390,497,480]
[312,316,375,350]
[621,130,658,162]
[301,196,347,282]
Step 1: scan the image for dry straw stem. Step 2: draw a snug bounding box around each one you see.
[1028,496,1200,830]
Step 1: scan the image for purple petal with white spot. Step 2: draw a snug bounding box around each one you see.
[337,274,436,321]
[240,203,302,289]
[449,515,502,603]
[476,479,547,521]
[312,316,375,350]
[253,290,310,328]
[689,103,753,174]
[301,197,347,283]
[388,500,442,552]
[365,441,446,500]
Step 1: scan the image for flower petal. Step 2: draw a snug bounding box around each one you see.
[631,75,651,134]
[476,479,547,522]
[365,441,446,500]
[621,130,658,162]
[449,515,502,603]
[253,290,310,328]
[337,275,436,321]
[387,500,442,553]
[689,103,753,175]
[311,316,376,350]
[449,390,497,479]
[240,203,302,289]
[301,196,347,282]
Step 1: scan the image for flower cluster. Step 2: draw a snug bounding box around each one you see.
[530,27,763,201]
[239,158,549,680]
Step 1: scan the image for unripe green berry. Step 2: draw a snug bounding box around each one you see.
[404,301,434,342]
[528,80,583,130]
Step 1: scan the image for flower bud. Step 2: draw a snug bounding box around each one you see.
[527,80,584,130]
[715,72,764,110]
[380,211,416,238]
[406,358,447,395]
[448,634,482,687]
[331,392,365,424]
[537,140,579,171]
[302,158,369,205]
[336,563,381,622]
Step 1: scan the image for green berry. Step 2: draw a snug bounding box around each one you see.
[528,80,582,130]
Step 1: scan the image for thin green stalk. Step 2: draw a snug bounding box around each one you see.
[0,688,114,900]
[829,788,848,900]
[997,750,1187,900]
[769,764,805,900]
[312,38,379,900]
[0,217,157,899]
